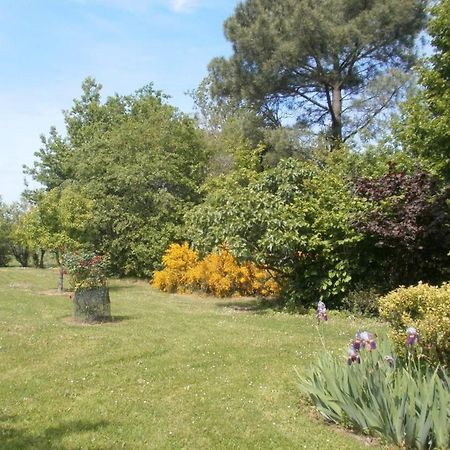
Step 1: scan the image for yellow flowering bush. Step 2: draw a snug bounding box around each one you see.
[378,282,450,366]
[238,261,279,297]
[152,243,198,293]
[152,243,279,298]
[190,248,237,297]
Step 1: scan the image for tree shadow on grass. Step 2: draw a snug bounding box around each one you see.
[0,416,109,450]
[107,285,132,293]
[107,280,148,293]
[215,298,284,315]
[63,315,135,326]
[109,315,134,323]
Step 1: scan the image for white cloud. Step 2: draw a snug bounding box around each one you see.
[169,0,199,13]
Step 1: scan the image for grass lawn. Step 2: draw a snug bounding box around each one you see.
[0,267,389,449]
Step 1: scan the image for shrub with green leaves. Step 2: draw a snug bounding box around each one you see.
[379,282,450,367]
[341,287,380,317]
[298,339,450,449]
[64,252,110,291]
[186,156,364,307]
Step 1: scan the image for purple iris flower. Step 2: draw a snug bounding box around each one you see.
[316,300,328,322]
[347,346,361,365]
[406,327,419,346]
[355,331,376,351]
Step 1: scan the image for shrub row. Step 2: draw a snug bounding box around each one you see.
[152,243,279,298]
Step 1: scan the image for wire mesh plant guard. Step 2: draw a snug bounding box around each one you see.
[65,252,111,322]
[73,286,111,322]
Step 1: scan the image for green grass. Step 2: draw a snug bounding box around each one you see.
[0,267,389,449]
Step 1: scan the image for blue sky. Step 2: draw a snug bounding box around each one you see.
[0,0,240,203]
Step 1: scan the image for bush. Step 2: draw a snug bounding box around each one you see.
[152,243,279,297]
[0,217,10,266]
[64,252,110,291]
[151,243,199,293]
[185,156,364,307]
[299,338,450,449]
[186,247,239,297]
[379,282,450,367]
[341,287,380,317]
[0,246,10,267]
[352,170,450,289]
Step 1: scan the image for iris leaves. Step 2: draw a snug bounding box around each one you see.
[298,340,450,449]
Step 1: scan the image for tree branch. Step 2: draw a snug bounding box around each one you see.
[342,86,401,141]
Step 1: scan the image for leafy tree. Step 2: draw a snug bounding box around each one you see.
[26,79,208,277]
[25,78,115,191]
[206,0,426,146]
[20,186,94,290]
[5,201,32,267]
[352,169,450,289]
[0,198,11,266]
[186,154,364,307]
[396,0,450,182]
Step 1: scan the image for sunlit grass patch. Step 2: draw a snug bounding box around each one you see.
[0,268,388,449]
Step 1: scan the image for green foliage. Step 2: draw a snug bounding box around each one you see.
[26,79,208,277]
[0,199,11,266]
[341,287,380,317]
[299,339,450,449]
[19,185,94,259]
[379,282,450,367]
[395,0,450,182]
[186,154,364,307]
[64,252,110,291]
[4,201,32,267]
[207,0,426,144]
[192,89,314,173]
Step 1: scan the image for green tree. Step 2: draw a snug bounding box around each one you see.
[186,153,364,307]
[20,186,94,290]
[5,201,33,267]
[396,0,450,182]
[206,0,426,146]
[25,78,113,191]
[26,79,208,277]
[0,198,11,266]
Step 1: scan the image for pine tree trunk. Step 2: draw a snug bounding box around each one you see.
[330,84,342,147]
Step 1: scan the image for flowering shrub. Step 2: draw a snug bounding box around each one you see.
[185,248,237,297]
[64,252,110,291]
[152,243,199,293]
[378,282,450,367]
[152,243,279,297]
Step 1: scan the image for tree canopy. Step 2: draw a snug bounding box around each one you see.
[26,79,208,276]
[207,0,426,145]
[396,0,450,182]
[16,2,448,309]
[186,154,365,306]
